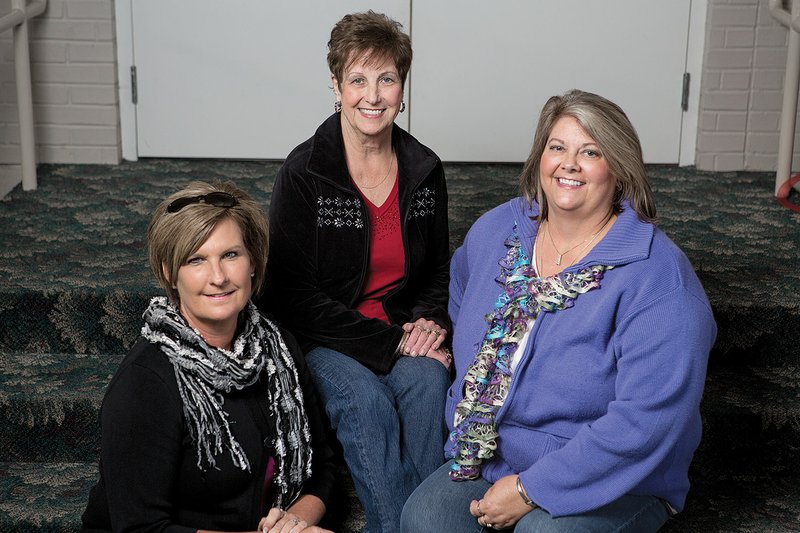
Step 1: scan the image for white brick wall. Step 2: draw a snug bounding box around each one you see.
[697,0,800,172]
[0,0,120,165]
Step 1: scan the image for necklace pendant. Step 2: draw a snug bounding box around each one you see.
[555,254,563,266]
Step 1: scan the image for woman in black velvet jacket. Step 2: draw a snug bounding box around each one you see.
[259,11,451,533]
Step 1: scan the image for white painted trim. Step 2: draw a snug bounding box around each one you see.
[115,0,137,161]
[680,0,708,167]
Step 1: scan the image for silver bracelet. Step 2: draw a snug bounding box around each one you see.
[396,331,410,355]
[516,475,538,508]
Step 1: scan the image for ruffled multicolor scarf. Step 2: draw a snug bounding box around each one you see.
[447,227,610,480]
[141,297,312,508]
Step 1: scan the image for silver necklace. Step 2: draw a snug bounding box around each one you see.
[545,213,613,266]
[356,153,395,190]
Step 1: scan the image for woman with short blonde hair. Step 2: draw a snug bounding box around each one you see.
[82,181,335,533]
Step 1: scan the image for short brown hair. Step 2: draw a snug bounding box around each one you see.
[327,10,412,89]
[520,89,657,223]
[147,180,269,303]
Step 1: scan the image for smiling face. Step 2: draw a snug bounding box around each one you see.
[539,116,616,221]
[333,54,403,142]
[172,217,253,346]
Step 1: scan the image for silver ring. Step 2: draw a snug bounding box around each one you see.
[291,518,300,525]
[486,523,494,529]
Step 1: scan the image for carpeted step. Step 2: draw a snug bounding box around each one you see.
[664,419,800,532]
[2,163,800,368]
[703,364,800,429]
[3,282,797,370]
[0,289,150,356]
[0,461,366,533]
[3,347,800,463]
[1,453,798,533]
[0,461,95,533]
[1,353,798,533]
[0,352,120,462]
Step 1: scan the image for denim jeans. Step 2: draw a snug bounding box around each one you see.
[305,347,450,533]
[400,461,670,533]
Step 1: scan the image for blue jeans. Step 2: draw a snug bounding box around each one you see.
[400,461,670,533]
[305,347,450,533]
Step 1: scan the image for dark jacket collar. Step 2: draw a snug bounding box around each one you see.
[306,113,439,193]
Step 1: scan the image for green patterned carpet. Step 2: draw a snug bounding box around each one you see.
[1,160,799,532]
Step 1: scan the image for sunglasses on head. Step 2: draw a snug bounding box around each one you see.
[166,192,239,213]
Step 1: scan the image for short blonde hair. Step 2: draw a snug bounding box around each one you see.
[520,89,657,223]
[147,181,269,303]
[327,10,412,89]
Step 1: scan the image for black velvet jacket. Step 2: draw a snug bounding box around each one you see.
[260,113,450,373]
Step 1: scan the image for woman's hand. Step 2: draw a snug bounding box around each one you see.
[259,494,331,533]
[401,318,447,357]
[468,475,535,530]
[258,508,318,533]
[424,347,453,370]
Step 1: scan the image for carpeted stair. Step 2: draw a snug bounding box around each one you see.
[1,161,799,532]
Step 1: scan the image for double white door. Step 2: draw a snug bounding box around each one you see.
[125,1,699,163]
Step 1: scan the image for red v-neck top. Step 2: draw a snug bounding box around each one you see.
[354,174,405,324]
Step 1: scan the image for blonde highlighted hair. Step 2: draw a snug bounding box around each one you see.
[520,89,657,223]
[147,180,269,303]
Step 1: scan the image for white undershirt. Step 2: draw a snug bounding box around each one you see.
[510,239,539,373]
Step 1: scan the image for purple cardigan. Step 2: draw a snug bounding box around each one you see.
[446,198,716,517]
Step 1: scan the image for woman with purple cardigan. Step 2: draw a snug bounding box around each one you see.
[401,90,717,532]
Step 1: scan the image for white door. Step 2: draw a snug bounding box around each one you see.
[409,1,694,163]
[130,1,409,159]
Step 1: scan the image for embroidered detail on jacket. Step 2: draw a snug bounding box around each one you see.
[317,195,364,229]
[409,187,436,219]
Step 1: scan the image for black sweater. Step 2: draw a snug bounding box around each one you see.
[81,329,335,533]
[260,113,451,373]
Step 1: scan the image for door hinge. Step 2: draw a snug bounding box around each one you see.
[131,65,138,105]
[681,72,690,111]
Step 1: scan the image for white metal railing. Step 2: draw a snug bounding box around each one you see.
[768,0,800,201]
[0,0,47,191]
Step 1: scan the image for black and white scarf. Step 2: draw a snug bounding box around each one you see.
[141,296,312,508]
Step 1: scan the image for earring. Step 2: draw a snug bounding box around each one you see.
[250,272,255,278]
[399,101,406,113]
[334,101,342,113]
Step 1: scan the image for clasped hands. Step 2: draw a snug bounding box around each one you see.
[400,317,452,369]
[468,475,536,530]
